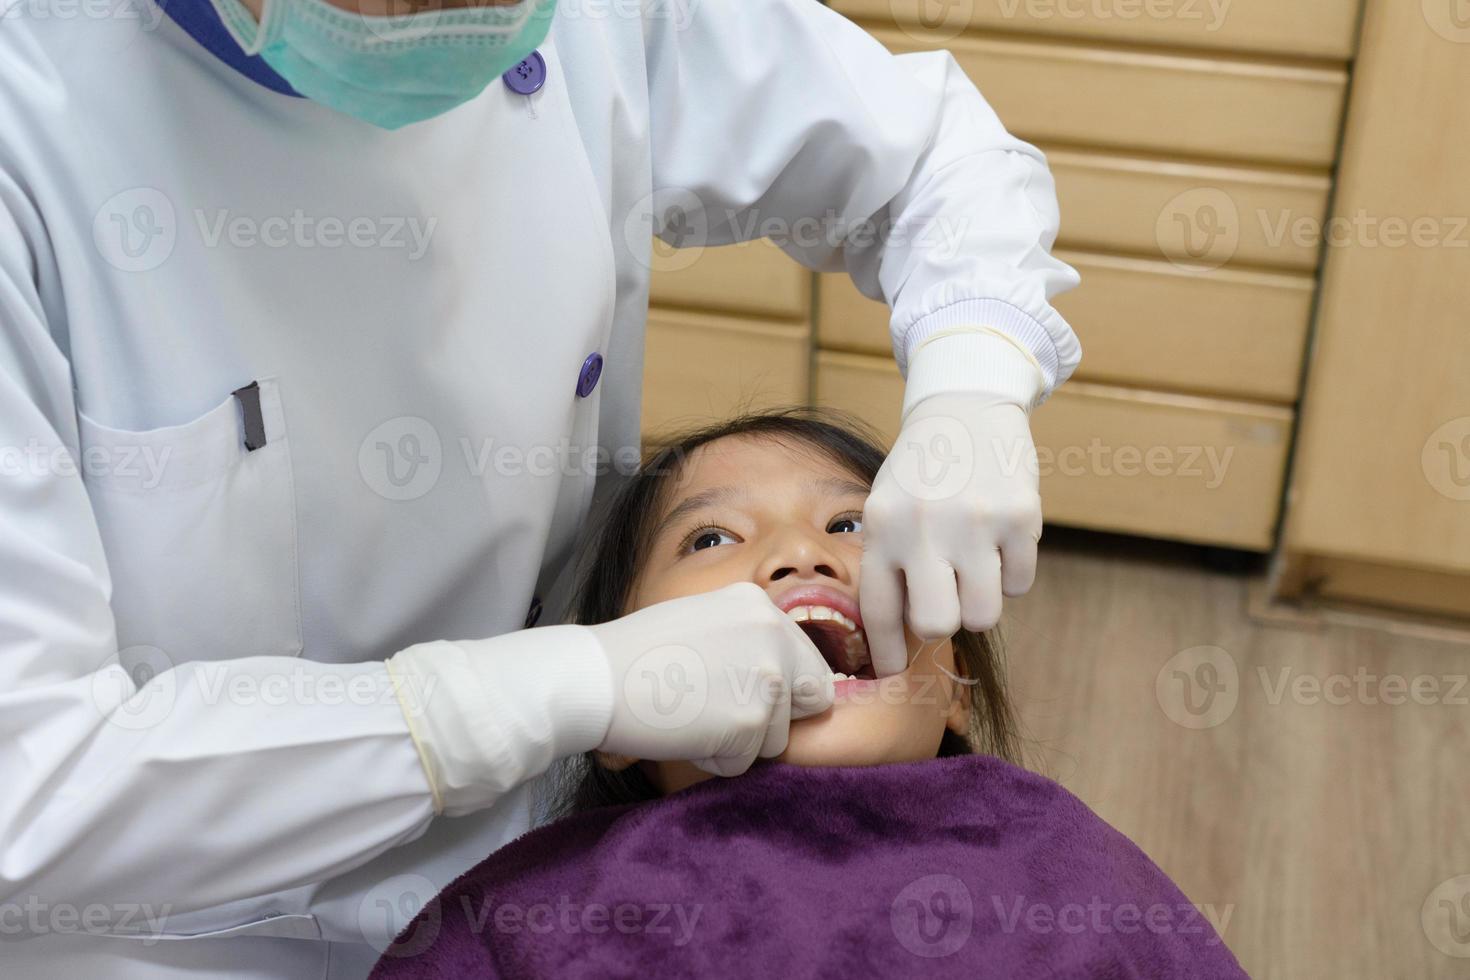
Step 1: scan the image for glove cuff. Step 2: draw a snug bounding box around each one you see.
[901,329,1048,419]
[386,625,614,816]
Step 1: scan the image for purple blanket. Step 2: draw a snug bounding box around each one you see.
[370,755,1246,979]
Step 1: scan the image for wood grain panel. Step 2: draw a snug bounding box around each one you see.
[871,27,1348,166]
[830,0,1364,60]
[642,309,810,439]
[1049,148,1332,270]
[818,249,1315,403]
[648,239,811,321]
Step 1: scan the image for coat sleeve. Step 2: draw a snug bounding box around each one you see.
[0,166,592,940]
[639,0,1081,408]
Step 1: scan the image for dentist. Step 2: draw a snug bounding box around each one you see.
[0,0,1080,975]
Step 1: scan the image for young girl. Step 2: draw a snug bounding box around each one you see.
[560,409,1020,810]
[369,411,1246,979]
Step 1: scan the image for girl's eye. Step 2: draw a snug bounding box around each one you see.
[828,515,863,534]
[688,528,737,553]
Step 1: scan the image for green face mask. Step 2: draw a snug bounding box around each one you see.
[210,0,558,129]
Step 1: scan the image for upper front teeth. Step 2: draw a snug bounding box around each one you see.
[786,605,859,632]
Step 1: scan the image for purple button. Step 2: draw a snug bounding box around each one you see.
[503,51,546,96]
[576,352,603,398]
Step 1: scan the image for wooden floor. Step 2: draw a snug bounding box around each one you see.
[1002,527,1470,980]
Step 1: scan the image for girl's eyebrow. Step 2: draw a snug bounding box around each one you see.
[653,477,871,539]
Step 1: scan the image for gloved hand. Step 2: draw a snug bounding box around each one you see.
[861,390,1043,677]
[589,582,835,776]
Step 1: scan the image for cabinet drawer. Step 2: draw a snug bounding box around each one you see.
[1051,251,1313,402]
[643,309,810,439]
[1050,148,1332,271]
[815,352,1292,550]
[871,27,1348,167]
[830,0,1363,61]
[648,239,811,320]
[818,249,1314,403]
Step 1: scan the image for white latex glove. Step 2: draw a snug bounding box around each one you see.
[861,333,1047,677]
[589,582,836,776]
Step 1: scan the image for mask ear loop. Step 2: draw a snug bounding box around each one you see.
[244,0,279,55]
[215,0,276,57]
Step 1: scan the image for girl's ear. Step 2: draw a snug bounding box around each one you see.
[593,750,640,772]
[945,689,972,738]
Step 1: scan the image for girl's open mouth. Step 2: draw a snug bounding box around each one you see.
[786,606,875,681]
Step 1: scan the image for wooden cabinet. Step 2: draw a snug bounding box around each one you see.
[1270,0,1470,617]
[643,0,1380,560]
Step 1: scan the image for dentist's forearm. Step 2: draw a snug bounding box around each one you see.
[385,626,615,817]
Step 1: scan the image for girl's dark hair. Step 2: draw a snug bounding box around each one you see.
[551,408,1021,816]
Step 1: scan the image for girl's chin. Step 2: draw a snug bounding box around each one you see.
[833,676,881,700]
[775,739,924,768]
[779,706,939,768]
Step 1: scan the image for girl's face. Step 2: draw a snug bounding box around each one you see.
[619,433,971,794]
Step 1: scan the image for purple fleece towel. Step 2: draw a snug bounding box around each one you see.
[370,754,1246,979]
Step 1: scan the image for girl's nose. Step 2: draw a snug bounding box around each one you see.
[758,526,851,585]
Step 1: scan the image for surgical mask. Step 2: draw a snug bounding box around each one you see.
[209,0,558,129]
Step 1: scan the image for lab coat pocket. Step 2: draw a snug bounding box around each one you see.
[78,377,303,663]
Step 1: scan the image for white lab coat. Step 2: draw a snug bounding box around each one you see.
[0,0,1080,975]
